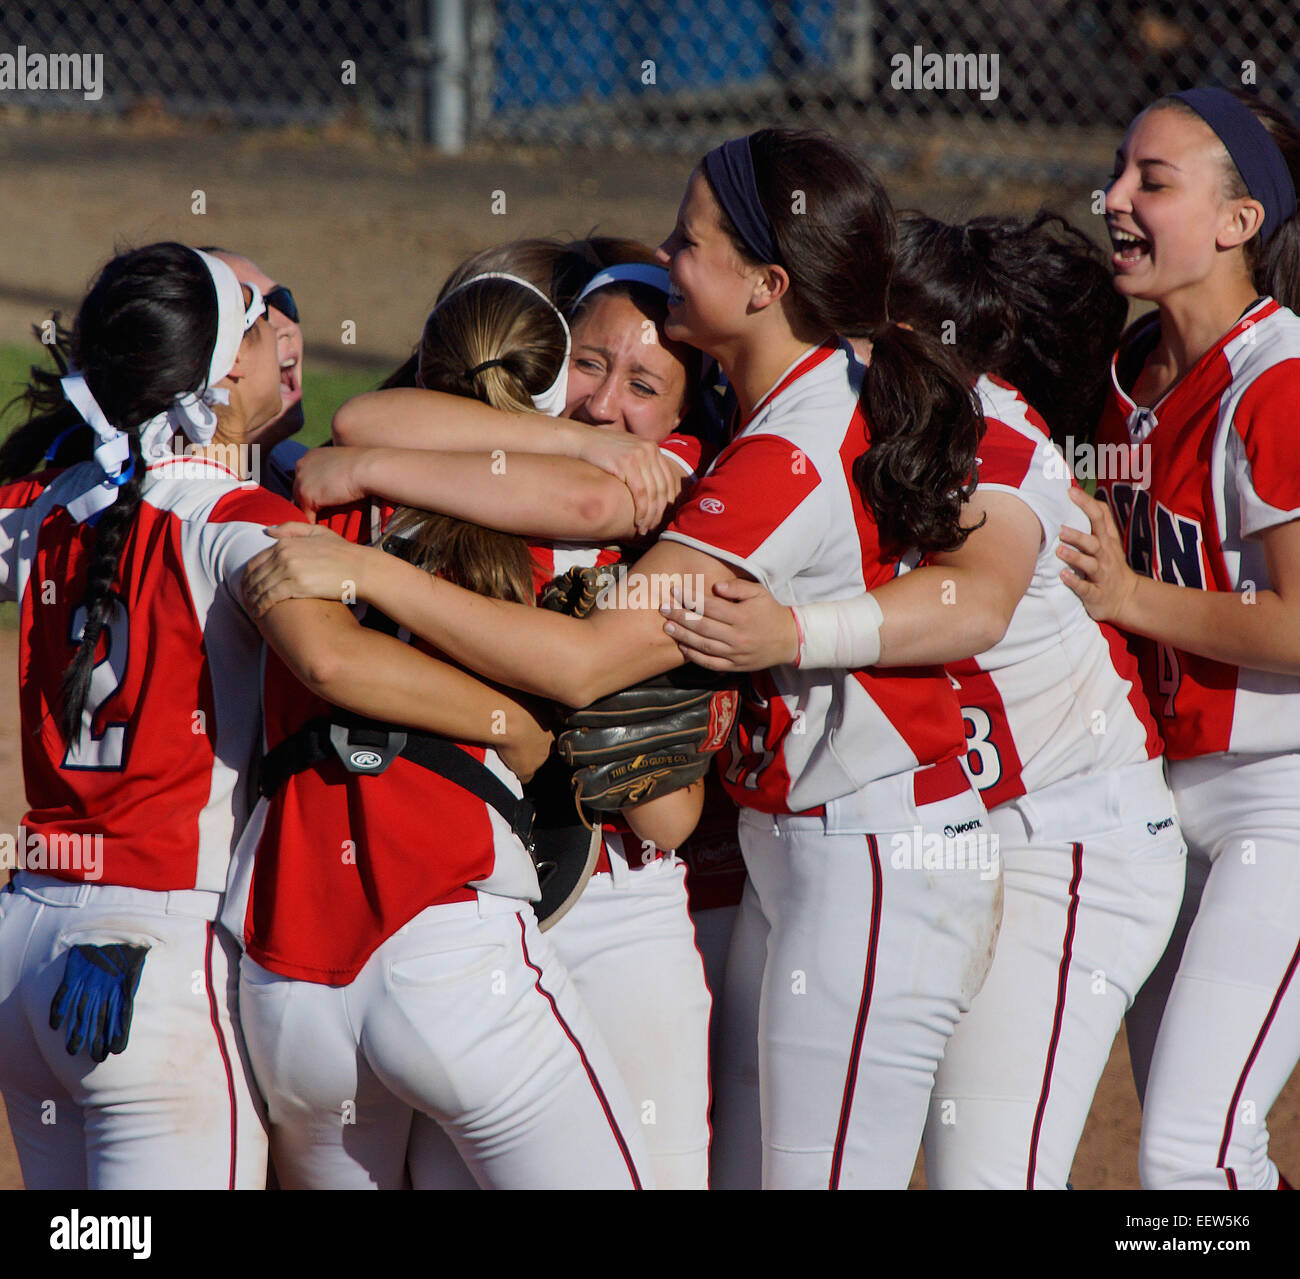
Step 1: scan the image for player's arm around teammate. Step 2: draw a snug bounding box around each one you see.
[311,244,717,1191]
[0,245,552,1192]
[244,130,1005,1190]
[1056,88,1300,1191]
[661,209,1190,1190]
[301,301,695,538]
[234,270,659,1191]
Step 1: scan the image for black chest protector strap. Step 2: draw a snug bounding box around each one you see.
[256,603,535,850]
[257,715,535,850]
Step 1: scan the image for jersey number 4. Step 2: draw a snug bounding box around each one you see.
[62,598,130,771]
[1155,643,1181,718]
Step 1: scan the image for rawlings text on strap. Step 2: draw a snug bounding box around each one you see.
[257,714,535,849]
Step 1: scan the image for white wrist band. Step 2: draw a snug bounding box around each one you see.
[792,593,884,669]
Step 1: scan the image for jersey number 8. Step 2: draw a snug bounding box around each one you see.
[961,705,1003,792]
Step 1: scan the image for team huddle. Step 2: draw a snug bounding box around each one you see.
[0,82,1298,1191]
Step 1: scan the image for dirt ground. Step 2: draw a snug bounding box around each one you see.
[0,112,1295,1191]
[0,110,1109,363]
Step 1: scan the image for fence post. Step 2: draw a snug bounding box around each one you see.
[409,0,468,152]
[843,0,873,92]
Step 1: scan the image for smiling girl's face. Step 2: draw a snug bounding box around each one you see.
[1106,105,1262,304]
[564,290,691,442]
[656,168,763,356]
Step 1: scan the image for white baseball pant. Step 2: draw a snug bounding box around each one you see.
[407,851,712,1189]
[711,779,1002,1190]
[1127,751,1300,1190]
[239,892,653,1189]
[0,872,268,1189]
[922,756,1186,1188]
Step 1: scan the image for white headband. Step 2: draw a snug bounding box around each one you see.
[573,263,671,307]
[54,247,266,523]
[423,271,571,417]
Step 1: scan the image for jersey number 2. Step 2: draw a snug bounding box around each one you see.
[62,598,130,770]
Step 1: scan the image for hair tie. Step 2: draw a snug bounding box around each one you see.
[423,272,571,416]
[52,248,262,525]
[467,357,512,378]
[1169,88,1298,242]
[702,136,779,265]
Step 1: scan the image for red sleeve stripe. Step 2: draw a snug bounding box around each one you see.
[1026,842,1083,1188]
[515,912,644,1188]
[829,834,884,1190]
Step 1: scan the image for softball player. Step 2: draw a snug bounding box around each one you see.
[0,242,563,1191]
[661,211,1190,1189]
[232,270,654,1190]
[241,129,1003,1189]
[0,243,459,1189]
[289,244,720,1189]
[201,248,308,500]
[1059,87,1300,1191]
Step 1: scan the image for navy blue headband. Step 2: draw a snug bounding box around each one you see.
[1169,88,1297,241]
[702,136,779,264]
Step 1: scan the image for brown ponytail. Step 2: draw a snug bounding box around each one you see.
[376,270,571,602]
[706,128,983,554]
[854,322,983,552]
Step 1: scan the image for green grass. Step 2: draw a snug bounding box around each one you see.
[297,363,388,447]
[0,344,387,627]
[0,341,386,446]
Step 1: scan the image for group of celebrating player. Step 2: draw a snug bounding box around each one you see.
[0,81,1298,1191]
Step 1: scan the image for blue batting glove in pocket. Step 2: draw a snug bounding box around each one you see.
[49,944,148,1063]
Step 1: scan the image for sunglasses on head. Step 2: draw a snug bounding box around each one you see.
[264,284,299,324]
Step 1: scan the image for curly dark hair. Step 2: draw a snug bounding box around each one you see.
[891,210,1128,451]
[704,128,983,555]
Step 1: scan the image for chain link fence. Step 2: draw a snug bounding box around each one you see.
[2,1,1297,178]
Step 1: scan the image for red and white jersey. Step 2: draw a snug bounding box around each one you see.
[0,456,299,892]
[240,498,539,986]
[527,430,713,874]
[662,341,967,815]
[950,376,1161,809]
[1095,298,1300,759]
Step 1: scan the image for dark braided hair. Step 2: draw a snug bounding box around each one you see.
[891,210,1128,452]
[0,242,219,741]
